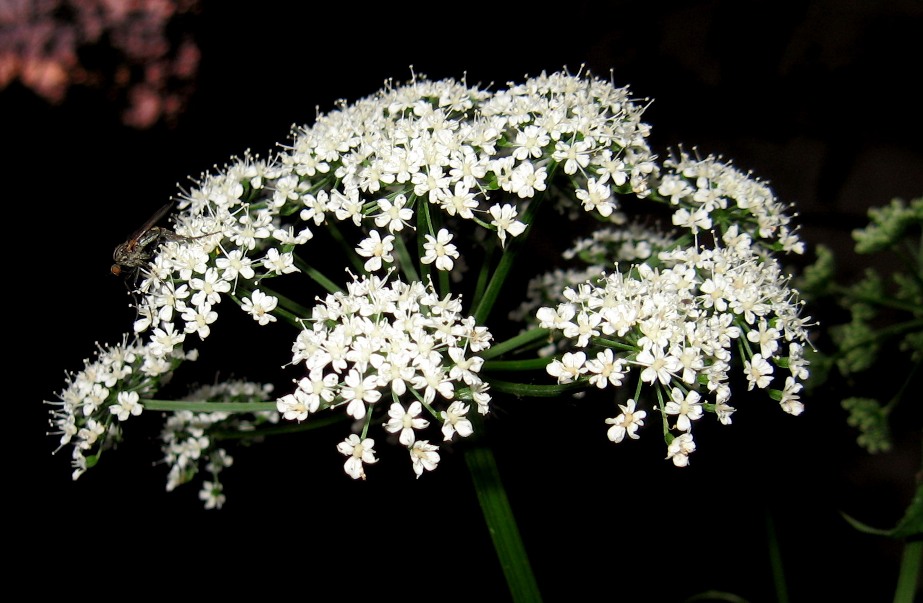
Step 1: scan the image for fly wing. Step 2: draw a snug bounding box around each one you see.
[112,201,176,275]
[124,201,175,249]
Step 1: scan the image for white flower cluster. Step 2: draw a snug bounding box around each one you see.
[658,151,805,254]
[116,69,657,373]
[50,68,819,494]
[277,273,491,479]
[160,380,278,509]
[46,336,194,479]
[510,224,678,324]
[539,231,812,466]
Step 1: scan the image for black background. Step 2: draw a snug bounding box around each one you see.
[11,1,922,601]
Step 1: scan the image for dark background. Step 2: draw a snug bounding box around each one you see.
[10,1,921,601]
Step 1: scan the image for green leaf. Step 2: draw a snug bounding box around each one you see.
[840,481,923,539]
[891,482,923,540]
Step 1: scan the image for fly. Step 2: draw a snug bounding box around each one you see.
[111,202,194,276]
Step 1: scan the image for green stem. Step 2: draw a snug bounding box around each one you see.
[292,253,343,294]
[417,196,434,284]
[483,358,551,372]
[465,437,542,603]
[327,221,367,275]
[481,327,551,360]
[591,336,640,354]
[257,283,312,319]
[473,188,550,325]
[141,399,278,413]
[765,508,789,603]
[487,378,584,398]
[392,233,420,283]
[893,539,922,603]
[882,358,921,414]
[829,284,923,314]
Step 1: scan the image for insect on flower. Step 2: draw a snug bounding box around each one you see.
[111,201,214,276]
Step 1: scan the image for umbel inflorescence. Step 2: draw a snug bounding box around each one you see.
[47,68,812,507]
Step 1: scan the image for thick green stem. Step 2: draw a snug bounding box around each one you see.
[465,438,542,603]
[141,399,277,413]
[893,539,922,603]
[765,508,789,603]
[482,358,552,372]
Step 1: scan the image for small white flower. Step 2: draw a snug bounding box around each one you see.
[586,349,627,389]
[488,203,527,247]
[262,247,298,275]
[241,289,278,325]
[276,391,311,421]
[409,440,440,477]
[198,481,226,510]
[779,377,804,415]
[576,178,615,217]
[341,370,382,420]
[509,161,547,199]
[438,181,479,219]
[441,401,473,441]
[421,228,460,271]
[635,346,682,386]
[374,194,414,233]
[666,433,696,467]
[605,399,646,443]
[149,322,185,356]
[746,319,781,359]
[512,125,550,160]
[546,351,587,384]
[744,354,774,390]
[383,401,430,446]
[109,391,143,421]
[356,230,395,272]
[672,207,712,232]
[337,434,378,480]
[664,387,704,432]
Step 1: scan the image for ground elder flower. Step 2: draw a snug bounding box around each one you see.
[356,230,395,272]
[50,68,817,501]
[97,71,657,379]
[337,434,378,480]
[441,401,474,440]
[605,399,646,443]
[421,228,460,271]
[280,273,491,478]
[538,230,812,465]
[160,380,277,507]
[656,151,805,254]
[241,289,278,325]
[384,401,430,446]
[666,433,696,467]
[489,203,527,247]
[664,388,704,432]
[46,335,193,479]
[199,481,226,510]
[110,391,144,421]
[410,440,441,477]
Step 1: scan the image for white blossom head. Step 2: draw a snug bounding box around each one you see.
[278,272,491,479]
